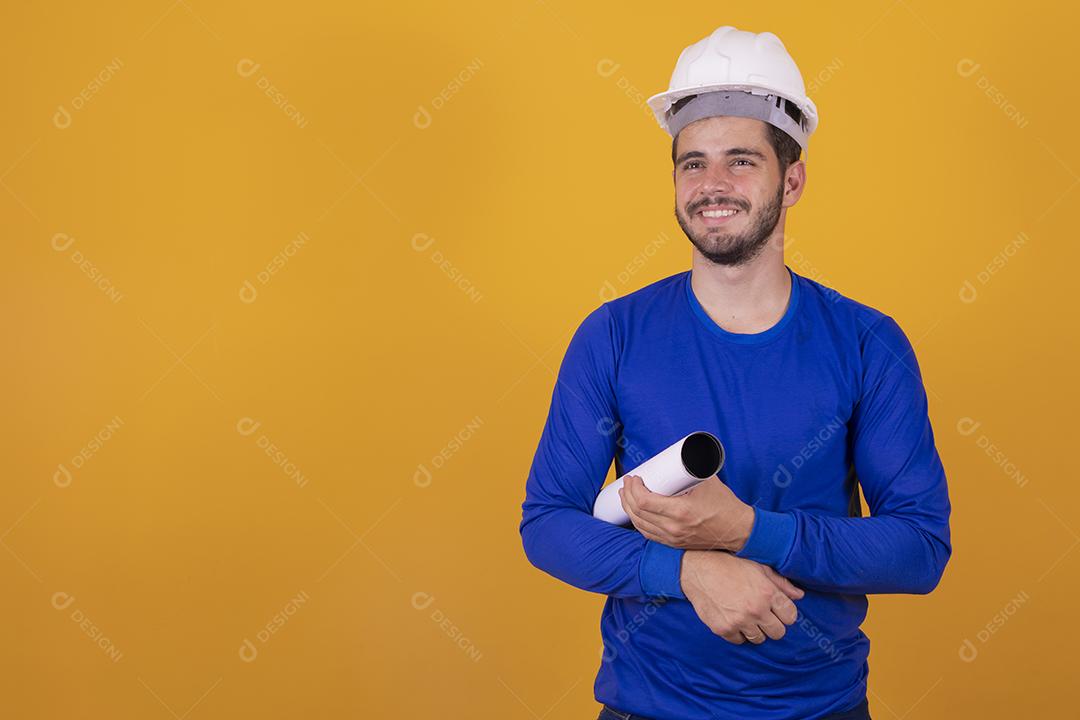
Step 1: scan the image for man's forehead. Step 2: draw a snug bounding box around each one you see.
[681,116,767,145]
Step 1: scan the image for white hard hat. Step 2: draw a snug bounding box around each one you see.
[647,26,818,154]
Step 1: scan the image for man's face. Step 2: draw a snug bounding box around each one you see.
[672,116,788,267]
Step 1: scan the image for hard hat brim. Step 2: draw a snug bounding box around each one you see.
[647,83,819,137]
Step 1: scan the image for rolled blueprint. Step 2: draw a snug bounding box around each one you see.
[592,431,725,526]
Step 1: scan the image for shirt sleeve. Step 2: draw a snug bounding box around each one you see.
[734,314,953,595]
[519,303,687,601]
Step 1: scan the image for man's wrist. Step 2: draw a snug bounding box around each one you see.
[726,502,755,553]
[678,549,700,594]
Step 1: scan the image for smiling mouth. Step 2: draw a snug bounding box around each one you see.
[696,207,742,224]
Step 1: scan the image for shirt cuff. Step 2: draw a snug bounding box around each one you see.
[734,506,796,567]
[639,539,686,599]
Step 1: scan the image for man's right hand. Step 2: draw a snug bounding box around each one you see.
[680,550,804,645]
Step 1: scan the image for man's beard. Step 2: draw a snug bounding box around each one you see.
[675,180,784,267]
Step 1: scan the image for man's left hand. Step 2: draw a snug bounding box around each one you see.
[619,475,755,552]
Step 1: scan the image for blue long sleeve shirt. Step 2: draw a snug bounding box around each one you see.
[519,266,952,720]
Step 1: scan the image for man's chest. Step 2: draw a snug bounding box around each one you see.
[613,341,858,503]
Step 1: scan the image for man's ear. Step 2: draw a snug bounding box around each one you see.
[781,159,807,207]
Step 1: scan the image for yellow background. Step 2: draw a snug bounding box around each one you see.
[2,1,1076,717]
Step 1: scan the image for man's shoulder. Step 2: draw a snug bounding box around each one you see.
[591,268,908,348]
[795,270,893,336]
[602,270,688,318]
[795,271,920,369]
[567,272,687,354]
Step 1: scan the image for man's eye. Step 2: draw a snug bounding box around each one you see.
[682,161,702,170]
[734,159,754,166]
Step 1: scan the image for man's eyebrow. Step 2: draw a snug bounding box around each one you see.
[675,147,768,165]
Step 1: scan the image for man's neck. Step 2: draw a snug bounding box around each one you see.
[689,244,792,335]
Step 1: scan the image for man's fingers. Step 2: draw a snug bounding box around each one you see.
[630,512,667,540]
[619,481,645,520]
[758,614,787,641]
[621,478,664,520]
[622,476,679,519]
[763,566,805,600]
[770,593,798,626]
[740,624,768,644]
[720,630,746,644]
[623,500,668,539]
[621,484,674,538]
[619,478,639,512]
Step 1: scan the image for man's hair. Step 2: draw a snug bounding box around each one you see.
[671,121,802,173]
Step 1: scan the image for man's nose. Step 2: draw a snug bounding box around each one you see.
[700,163,735,193]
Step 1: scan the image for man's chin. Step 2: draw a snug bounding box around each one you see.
[690,235,770,267]
[696,236,741,255]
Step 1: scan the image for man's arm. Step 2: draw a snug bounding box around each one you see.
[519,304,687,601]
[734,314,953,595]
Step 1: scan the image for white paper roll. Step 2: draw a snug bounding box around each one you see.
[592,431,725,525]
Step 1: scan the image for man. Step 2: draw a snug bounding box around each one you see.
[519,26,951,720]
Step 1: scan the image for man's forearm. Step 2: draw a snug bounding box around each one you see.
[520,504,687,601]
[734,507,950,595]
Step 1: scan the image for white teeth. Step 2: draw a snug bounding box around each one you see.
[701,209,738,218]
